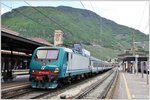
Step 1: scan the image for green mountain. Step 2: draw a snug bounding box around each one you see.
[1,6,148,59]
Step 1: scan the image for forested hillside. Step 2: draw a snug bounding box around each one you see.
[2,6,148,59]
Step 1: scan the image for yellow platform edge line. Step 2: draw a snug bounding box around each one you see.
[122,73,132,100]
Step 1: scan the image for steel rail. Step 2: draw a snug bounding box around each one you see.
[2,69,113,99]
[105,69,119,99]
[2,82,30,90]
[75,69,114,99]
[18,70,112,99]
[98,69,118,99]
[2,87,33,99]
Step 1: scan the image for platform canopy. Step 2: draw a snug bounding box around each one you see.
[1,25,51,54]
[118,53,148,61]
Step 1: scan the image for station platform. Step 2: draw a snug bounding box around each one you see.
[113,71,149,99]
[1,74,30,93]
[1,74,29,83]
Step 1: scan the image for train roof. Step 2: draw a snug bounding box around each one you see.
[90,56,111,64]
[90,57,102,62]
[36,46,111,65]
[36,46,73,52]
[64,48,73,53]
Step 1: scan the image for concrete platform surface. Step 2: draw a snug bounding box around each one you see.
[1,75,29,84]
[113,71,149,99]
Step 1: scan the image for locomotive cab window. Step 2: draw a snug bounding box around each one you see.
[35,49,59,61]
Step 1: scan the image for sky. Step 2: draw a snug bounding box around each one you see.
[1,0,149,34]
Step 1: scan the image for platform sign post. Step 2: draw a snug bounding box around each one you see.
[132,64,135,74]
[131,61,135,74]
[54,30,63,46]
[125,61,128,72]
[146,61,149,85]
[141,62,144,78]
[135,55,139,75]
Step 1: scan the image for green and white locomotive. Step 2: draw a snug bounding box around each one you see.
[29,45,112,89]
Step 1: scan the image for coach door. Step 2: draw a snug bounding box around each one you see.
[66,53,73,72]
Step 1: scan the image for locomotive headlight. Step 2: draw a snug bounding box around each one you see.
[54,68,59,73]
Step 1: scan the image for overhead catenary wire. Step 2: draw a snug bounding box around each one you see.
[79,1,92,19]
[138,1,148,31]
[1,2,54,31]
[53,5,91,38]
[80,0,102,35]
[23,1,62,29]
[10,0,12,9]
[24,1,100,42]
[23,1,75,35]
[80,0,86,10]
[143,21,149,34]
[89,0,102,35]
[89,0,95,12]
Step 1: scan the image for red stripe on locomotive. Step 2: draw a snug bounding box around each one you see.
[32,70,58,76]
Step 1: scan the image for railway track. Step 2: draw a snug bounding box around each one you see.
[75,68,118,99]
[2,86,32,99]
[44,68,117,99]
[2,81,30,90]
[2,83,52,99]
[2,69,116,99]
[12,74,101,99]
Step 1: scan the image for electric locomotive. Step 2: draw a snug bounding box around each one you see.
[29,46,112,89]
